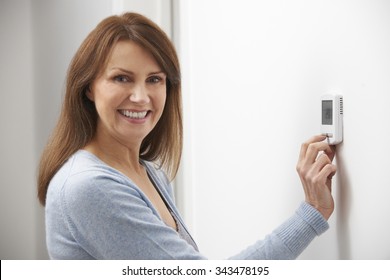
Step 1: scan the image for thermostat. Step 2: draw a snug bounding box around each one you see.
[321,92,343,145]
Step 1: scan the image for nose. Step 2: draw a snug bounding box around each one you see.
[129,84,150,104]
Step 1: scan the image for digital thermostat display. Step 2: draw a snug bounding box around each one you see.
[320,92,343,145]
[322,100,333,125]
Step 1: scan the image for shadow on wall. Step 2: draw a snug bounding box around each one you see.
[335,142,352,259]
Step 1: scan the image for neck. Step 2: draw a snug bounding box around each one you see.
[84,134,143,175]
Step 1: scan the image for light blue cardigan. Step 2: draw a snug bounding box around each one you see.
[45,150,329,259]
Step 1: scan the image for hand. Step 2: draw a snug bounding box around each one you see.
[296,135,337,220]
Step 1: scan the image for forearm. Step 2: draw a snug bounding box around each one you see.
[229,202,329,260]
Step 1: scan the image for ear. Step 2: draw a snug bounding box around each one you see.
[85,87,94,102]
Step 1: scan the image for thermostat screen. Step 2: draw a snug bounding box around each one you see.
[322,100,333,125]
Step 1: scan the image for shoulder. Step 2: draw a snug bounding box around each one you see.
[46,150,142,209]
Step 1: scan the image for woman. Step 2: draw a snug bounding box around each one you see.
[38,12,336,259]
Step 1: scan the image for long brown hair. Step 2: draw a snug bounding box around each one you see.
[37,12,182,206]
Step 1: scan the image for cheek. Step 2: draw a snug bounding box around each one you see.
[93,84,123,111]
[161,93,167,108]
[93,96,120,124]
[160,87,167,105]
[151,87,166,109]
[92,93,108,114]
[158,92,167,115]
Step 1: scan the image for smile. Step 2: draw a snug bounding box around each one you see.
[118,110,149,119]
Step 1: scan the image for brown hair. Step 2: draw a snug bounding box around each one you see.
[37,12,182,206]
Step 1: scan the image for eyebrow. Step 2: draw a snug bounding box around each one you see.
[110,67,165,76]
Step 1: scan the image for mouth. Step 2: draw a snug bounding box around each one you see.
[118,109,150,119]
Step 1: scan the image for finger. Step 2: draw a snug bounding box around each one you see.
[317,141,336,161]
[313,153,332,174]
[298,135,327,162]
[318,163,337,187]
[325,145,336,162]
[305,141,334,165]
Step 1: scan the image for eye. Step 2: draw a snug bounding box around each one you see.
[113,75,130,83]
[147,75,164,84]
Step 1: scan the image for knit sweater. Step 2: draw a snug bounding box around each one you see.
[45,150,329,259]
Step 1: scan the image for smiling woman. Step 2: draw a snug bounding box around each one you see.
[82,40,178,232]
[85,40,167,147]
[37,12,336,260]
[37,12,187,258]
[37,12,183,207]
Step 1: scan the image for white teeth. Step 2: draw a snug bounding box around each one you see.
[120,110,148,119]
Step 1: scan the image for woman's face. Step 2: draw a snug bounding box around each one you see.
[88,40,167,147]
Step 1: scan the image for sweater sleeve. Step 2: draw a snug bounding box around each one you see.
[229,202,329,259]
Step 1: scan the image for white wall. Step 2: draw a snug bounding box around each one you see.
[0,0,171,260]
[176,0,390,259]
